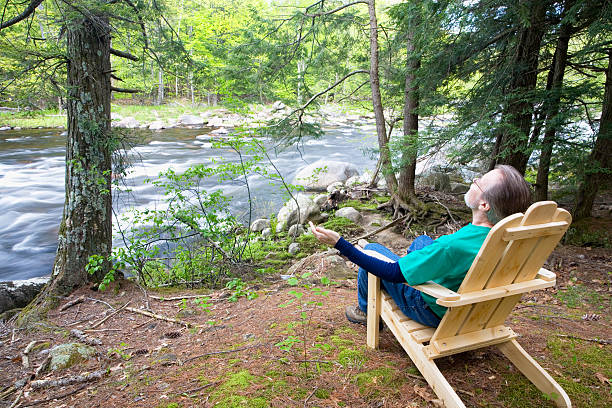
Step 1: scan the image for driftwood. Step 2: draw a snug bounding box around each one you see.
[70,329,102,346]
[89,300,131,329]
[30,369,106,390]
[349,214,410,244]
[184,344,260,364]
[22,340,40,369]
[125,307,198,328]
[60,295,85,312]
[555,334,612,345]
[19,383,90,407]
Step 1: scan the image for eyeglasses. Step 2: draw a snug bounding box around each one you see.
[472,177,484,192]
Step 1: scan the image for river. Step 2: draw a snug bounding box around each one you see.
[0,123,378,281]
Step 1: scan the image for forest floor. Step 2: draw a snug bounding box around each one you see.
[0,192,610,408]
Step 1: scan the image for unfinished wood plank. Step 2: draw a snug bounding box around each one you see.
[367,273,381,349]
[411,328,436,343]
[430,305,472,342]
[498,339,572,407]
[380,303,466,407]
[513,208,571,283]
[457,299,501,335]
[380,298,430,333]
[429,326,516,358]
[437,279,555,307]
[502,221,569,241]
[536,268,556,282]
[457,213,523,293]
[485,294,523,328]
[410,281,460,301]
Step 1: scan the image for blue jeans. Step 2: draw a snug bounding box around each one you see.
[357,235,442,327]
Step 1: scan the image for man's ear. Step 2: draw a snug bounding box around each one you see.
[479,199,491,212]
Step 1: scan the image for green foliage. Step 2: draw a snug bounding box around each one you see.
[225,278,258,302]
[554,284,606,310]
[323,216,363,236]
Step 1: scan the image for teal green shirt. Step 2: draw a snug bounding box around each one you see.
[398,224,491,318]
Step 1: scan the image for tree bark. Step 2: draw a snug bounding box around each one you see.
[573,50,612,219]
[397,29,419,203]
[497,0,548,174]
[367,0,397,193]
[535,4,573,201]
[18,10,112,324]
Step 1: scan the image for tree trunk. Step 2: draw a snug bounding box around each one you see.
[497,0,548,174]
[157,68,164,105]
[535,7,573,201]
[18,11,112,324]
[397,29,419,203]
[367,0,397,193]
[574,50,612,220]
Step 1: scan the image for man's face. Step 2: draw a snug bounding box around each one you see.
[464,169,502,210]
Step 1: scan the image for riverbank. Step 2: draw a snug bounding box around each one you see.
[0,101,373,131]
[0,186,609,407]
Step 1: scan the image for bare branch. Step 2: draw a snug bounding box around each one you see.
[303,1,368,18]
[111,86,140,93]
[0,0,44,30]
[294,69,369,115]
[110,47,139,61]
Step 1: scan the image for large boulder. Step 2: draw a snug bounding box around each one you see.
[178,114,205,126]
[0,277,48,314]
[251,218,270,232]
[288,243,300,256]
[422,172,451,192]
[335,207,362,223]
[293,160,359,191]
[149,120,166,130]
[114,116,140,128]
[49,342,97,371]
[450,182,469,194]
[276,193,321,231]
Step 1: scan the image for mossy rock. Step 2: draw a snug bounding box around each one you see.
[49,342,97,371]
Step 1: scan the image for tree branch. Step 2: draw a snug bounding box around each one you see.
[110,47,139,61]
[0,0,44,30]
[111,86,140,93]
[303,1,368,18]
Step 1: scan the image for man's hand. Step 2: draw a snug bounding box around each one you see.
[309,221,340,246]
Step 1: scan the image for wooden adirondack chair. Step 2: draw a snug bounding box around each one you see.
[366,201,572,408]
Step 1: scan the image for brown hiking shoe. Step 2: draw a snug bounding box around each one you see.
[345,305,367,325]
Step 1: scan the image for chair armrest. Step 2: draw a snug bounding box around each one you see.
[536,268,556,282]
[436,278,556,307]
[409,281,460,301]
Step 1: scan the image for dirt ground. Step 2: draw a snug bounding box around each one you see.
[0,209,610,407]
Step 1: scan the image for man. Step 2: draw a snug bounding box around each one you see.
[309,165,532,327]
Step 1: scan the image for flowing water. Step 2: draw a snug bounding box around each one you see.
[0,124,378,281]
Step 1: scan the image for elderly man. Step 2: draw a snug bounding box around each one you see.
[309,165,532,327]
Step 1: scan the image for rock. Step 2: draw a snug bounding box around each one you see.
[251,218,270,232]
[288,224,304,238]
[313,194,329,207]
[450,182,469,194]
[261,228,272,238]
[0,277,48,314]
[345,175,361,187]
[377,178,387,189]
[276,193,321,231]
[324,255,355,280]
[115,116,140,128]
[178,114,204,126]
[335,207,362,223]
[359,169,375,185]
[210,127,228,135]
[111,112,122,120]
[422,172,451,192]
[207,117,224,127]
[288,243,300,256]
[293,160,359,191]
[0,126,11,131]
[326,181,344,193]
[272,101,286,111]
[49,343,97,371]
[149,120,166,130]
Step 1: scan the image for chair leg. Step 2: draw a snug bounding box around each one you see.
[408,351,466,408]
[367,273,380,349]
[498,339,571,408]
